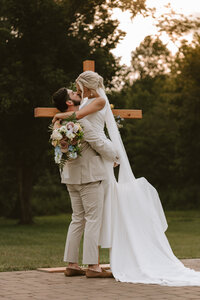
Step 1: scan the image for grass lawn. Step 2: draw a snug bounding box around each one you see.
[0,211,200,272]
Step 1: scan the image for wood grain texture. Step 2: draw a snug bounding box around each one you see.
[34,107,59,117]
[112,109,142,119]
[37,264,110,273]
[83,60,95,71]
[34,107,142,119]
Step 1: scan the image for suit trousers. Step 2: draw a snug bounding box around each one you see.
[63,181,104,265]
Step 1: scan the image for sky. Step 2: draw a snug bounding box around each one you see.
[111,0,200,66]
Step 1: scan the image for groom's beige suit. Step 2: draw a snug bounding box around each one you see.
[61,118,118,265]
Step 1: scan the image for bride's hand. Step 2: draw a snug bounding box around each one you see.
[52,111,75,123]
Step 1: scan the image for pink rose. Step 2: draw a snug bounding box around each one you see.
[60,138,68,152]
[66,122,75,131]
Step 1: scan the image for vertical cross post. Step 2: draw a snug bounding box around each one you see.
[83,60,95,72]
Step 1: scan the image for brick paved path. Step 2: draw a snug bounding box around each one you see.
[0,259,200,300]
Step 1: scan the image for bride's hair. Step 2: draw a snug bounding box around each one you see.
[76,71,105,98]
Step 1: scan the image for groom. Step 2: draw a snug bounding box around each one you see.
[52,87,118,278]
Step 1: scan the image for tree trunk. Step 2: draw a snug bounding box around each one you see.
[18,164,33,224]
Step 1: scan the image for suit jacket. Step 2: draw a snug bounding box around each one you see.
[60,118,118,185]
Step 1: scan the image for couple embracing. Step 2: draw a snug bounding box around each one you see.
[52,71,200,285]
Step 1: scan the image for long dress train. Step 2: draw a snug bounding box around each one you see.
[81,94,200,286]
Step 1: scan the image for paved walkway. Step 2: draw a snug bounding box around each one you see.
[0,259,200,300]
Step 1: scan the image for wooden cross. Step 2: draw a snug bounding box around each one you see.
[35,60,142,274]
[34,60,142,119]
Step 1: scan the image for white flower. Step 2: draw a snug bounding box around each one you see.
[73,124,79,133]
[69,152,77,159]
[51,129,63,141]
[66,131,75,140]
[59,126,67,133]
[54,146,63,164]
[55,155,61,164]
[79,124,83,132]
[51,140,58,147]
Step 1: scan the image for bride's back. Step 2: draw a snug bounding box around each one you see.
[80,98,107,139]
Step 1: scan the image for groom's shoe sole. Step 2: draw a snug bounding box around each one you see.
[86,269,113,278]
[64,268,86,276]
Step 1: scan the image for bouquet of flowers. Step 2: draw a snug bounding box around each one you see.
[49,113,84,170]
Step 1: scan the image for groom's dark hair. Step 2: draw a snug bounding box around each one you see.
[52,87,69,112]
[52,87,79,112]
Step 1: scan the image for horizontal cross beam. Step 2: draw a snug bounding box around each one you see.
[34,107,142,119]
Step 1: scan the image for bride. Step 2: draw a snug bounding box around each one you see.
[53,71,200,286]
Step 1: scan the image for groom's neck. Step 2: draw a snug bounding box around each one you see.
[67,106,79,112]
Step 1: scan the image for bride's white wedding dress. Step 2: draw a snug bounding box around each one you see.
[79,92,200,286]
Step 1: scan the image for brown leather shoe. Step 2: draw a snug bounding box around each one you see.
[86,268,113,278]
[64,267,86,276]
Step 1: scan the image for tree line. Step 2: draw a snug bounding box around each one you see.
[0,0,199,223]
[110,34,200,210]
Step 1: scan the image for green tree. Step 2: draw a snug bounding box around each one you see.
[110,32,200,209]
[109,36,178,208]
[131,35,172,79]
[0,0,149,223]
[171,35,200,187]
